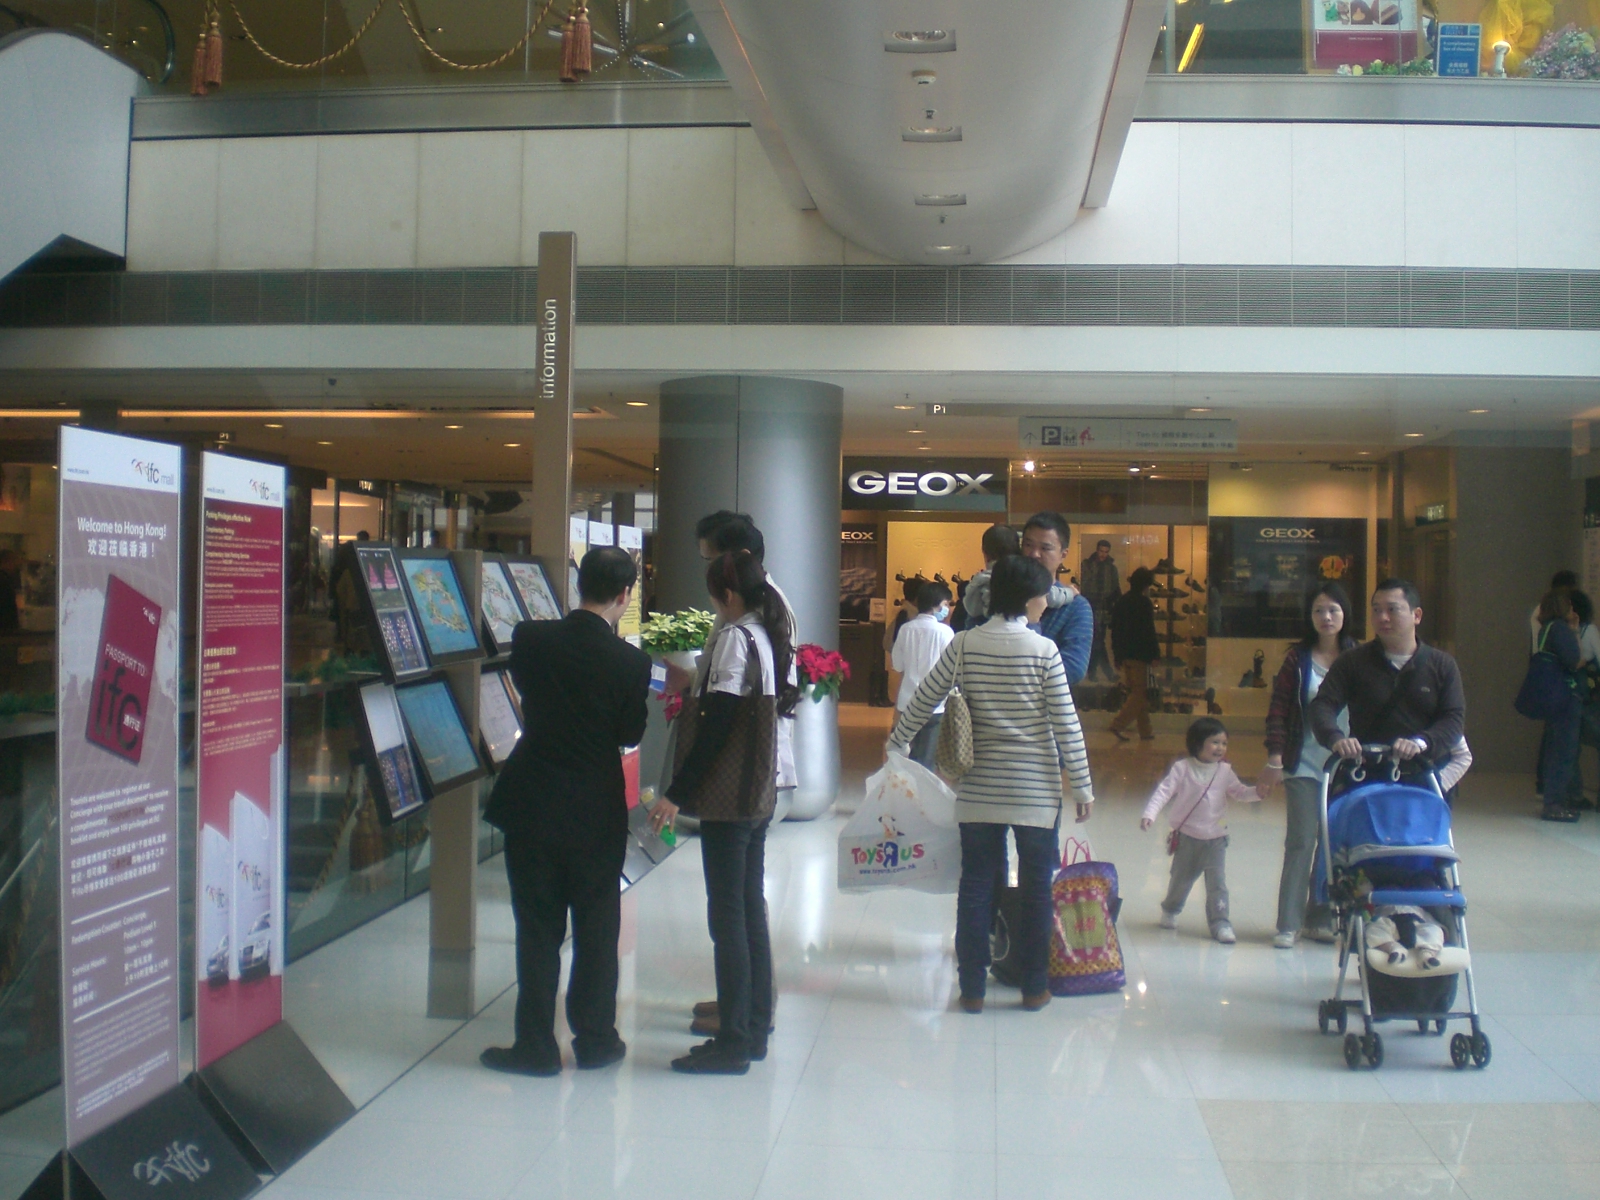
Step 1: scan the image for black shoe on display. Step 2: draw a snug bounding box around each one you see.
[672,1043,751,1075]
[480,1045,562,1076]
[574,1038,627,1070]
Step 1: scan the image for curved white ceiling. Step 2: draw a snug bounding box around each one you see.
[692,1,1154,265]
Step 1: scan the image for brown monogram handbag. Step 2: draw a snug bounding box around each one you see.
[671,625,777,822]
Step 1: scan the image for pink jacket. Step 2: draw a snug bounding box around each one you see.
[1142,759,1257,840]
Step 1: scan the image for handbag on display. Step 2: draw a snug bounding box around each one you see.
[1514,623,1578,721]
[1047,837,1126,997]
[934,633,974,780]
[670,625,777,822]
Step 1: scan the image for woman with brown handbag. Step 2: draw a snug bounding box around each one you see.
[656,550,799,1074]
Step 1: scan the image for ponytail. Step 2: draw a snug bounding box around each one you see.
[706,551,800,717]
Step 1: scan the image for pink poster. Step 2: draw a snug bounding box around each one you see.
[195,453,287,1069]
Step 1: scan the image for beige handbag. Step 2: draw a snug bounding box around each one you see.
[934,633,974,779]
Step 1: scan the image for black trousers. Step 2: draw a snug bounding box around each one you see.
[504,831,625,1058]
[699,818,774,1056]
[1087,608,1115,682]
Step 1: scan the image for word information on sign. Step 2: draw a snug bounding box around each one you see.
[1018,417,1237,454]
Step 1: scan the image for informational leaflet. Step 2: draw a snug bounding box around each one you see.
[617,525,643,639]
[56,427,183,1146]
[195,453,287,1069]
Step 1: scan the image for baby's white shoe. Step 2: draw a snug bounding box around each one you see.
[1158,910,1178,930]
[1213,922,1236,944]
[1272,931,1297,950]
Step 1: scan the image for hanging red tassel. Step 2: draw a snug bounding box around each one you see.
[204,8,224,91]
[560,2,591,82]
[190,18,208,96]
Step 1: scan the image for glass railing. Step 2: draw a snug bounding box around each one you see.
[1,0,722,92]
[1150,0,1599,80]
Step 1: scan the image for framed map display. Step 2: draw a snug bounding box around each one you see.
[395,678,485,795]
[480,555,528,655]
[397,549,484,667]
[356,543,430,680]
[478,668,523,767]
[506,557,562,622]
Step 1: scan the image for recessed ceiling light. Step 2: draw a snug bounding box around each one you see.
[885,29,955,53]
[317,440,332,446]
[445,423,462,429]
[1358,450,1372,456]
[264,422,283,428]
[903,126,962,143]
[1128,465,1141,474]
[1189,407,1212,413]
[1022,459,1036,473]
[893,404,915,410]
[1404,432,1424,438]
[923,244,970,255]
[503,442,521,448]
[912,69,937,84]
[1468,408,1489,414]
[625,401,650,407]
[915,193,967,206]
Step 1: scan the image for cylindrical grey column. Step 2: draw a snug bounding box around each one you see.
[656,376,844,820]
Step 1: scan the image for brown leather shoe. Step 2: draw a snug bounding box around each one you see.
[958,996,984,1014]
[1021,991,1052,1011]
[690,1014,719,1037]
[692,1000,718,1019]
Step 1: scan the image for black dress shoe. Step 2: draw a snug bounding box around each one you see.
[689,1036,767,1062]
[480,1045,561,1076]
[672,1044,750,1075]
[574,1039,627,1070]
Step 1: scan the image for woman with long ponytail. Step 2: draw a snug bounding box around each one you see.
[657,550,795,1073]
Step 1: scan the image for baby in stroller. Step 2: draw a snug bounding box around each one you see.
[1363,904,1445,970]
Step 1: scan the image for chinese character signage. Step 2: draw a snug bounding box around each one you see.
[56,427,183,1146]
[195,453,287,1069]
[1018,417,1237,454]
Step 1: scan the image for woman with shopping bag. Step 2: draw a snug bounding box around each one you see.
[887,555,1095,1014]
[657,550,800,1073]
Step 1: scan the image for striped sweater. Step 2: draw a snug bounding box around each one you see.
[888,615,1095,828]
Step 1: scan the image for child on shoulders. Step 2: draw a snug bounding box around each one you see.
[1140,717,1259,944]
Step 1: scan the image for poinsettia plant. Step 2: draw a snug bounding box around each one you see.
[796,643,850,702]
[640,608,716,654]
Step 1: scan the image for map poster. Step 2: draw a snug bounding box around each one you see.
[196,453,287,1069]
[56,427,183,1146]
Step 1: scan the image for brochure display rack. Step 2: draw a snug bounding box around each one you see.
[397,549,484,667]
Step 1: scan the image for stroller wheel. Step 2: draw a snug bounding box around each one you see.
[1470,1032,1492,1068]
[1335,1007,1348,1035]
[1343,1033,1363,1069]
[1364,1033,1384,1069]
[1450,1033,1472,1068]
[1435,1019,1448,1036]
[1417,1019,1429,1034]
[1317,1001,1331,1035]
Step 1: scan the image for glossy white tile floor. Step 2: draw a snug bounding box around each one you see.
[8,715,1600,1200]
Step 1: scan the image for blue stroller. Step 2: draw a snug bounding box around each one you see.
[1314,745,1490,1070]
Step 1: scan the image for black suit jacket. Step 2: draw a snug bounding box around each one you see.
[484,610,653,847]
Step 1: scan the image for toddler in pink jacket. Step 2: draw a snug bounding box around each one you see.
[1140,717,1259,944]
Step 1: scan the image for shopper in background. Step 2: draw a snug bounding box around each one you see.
[1080,539,1121,683]
[481,547,652,1077]
[1308,579,1466,782]
[887,555,1095,1013]
[952,523,1020,632]
[1019,512,1096,685]
[1109,566,1159,742]
[891,580,955,769]
[0,549,22,632]
[1256,582,1357,949]
[1568,589,1600,811]
[661,550,800,1074]
[1531,569,1579,651]
[1528,589,1584,823]
[882,575,922,652]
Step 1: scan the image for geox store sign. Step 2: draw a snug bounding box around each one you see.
[842,458,1008,512]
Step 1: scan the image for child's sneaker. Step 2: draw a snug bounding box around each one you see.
[1212,922,1236,944]
[1158,910,1178,929]
[1272,930,1297,949]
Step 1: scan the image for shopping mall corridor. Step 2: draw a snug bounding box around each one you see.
[12,710,1599,1200]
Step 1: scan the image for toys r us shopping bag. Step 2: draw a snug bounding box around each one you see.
[838,753,960,894]
[1047,837,1126,996]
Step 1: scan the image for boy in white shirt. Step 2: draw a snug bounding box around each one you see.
[892,581,955,769]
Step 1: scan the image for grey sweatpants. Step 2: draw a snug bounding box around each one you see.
[1277,776,1332,935]
[1162,832,1229,929]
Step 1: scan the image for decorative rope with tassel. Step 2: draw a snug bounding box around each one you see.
[393,0,559,72]
[560,1,592,82]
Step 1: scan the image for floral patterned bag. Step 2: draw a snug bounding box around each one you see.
[1047,837,1126,997]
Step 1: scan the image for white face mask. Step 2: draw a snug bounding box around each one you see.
[935,604,951,621]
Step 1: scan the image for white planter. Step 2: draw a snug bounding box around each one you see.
[660,649,702,672]
[787,692,840,820]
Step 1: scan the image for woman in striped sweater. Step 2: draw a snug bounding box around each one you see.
[888,555,1095,1013]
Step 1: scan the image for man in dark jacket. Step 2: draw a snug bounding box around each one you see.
[1109,566,1159,741]
[1308,578,1466,772]
[481,547,653,1076]
[1080,540,1120,682]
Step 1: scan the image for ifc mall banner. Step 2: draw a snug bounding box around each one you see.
[56,427,182,1146]
[196,453,288,1068]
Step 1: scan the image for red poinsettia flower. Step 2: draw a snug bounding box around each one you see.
[795,643,850,702]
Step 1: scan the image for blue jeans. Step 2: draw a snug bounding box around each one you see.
[956,823,1059,998]
[907,713,942,771]
[1543,701,1581,811]
[699,818,774,1056]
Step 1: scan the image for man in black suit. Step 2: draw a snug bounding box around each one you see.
[481,547,655,1076]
